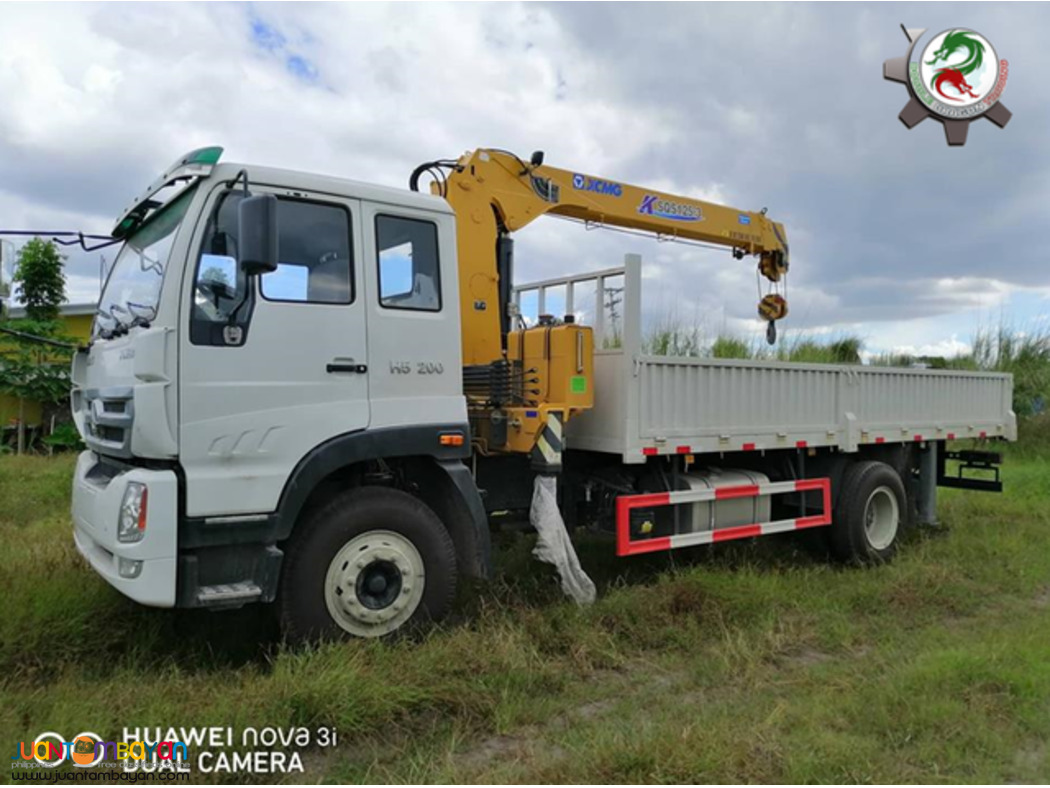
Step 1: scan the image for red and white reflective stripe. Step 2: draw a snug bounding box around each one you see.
[616,478,832,557]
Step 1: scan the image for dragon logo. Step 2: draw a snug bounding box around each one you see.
[884,25,1010,146]
[925,30,984,102]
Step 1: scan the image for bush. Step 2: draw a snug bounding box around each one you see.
[42,421,84,452]
[710,335,753,359]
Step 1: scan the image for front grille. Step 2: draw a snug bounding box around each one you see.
[95,425,124,443]
[81,387,134,458]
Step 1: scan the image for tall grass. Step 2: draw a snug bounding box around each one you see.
[969,325,1050,417]
[642,326,865,365]
[642,315,703,357]
[710,335,753,359]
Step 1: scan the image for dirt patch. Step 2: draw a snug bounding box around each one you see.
[1009,742,1048,782]
[455,731,568,774]
[1033,587,1050,608]
[777,647,832,668]
[457,734,527,770]
[573,698,615,721]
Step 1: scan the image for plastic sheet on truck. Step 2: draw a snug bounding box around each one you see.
[530,475,596,605]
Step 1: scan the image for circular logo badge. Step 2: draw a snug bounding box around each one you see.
[909,28,1006,119]
[885,24,1011,146]
[70,732,105,768]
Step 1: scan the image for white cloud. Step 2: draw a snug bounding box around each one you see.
[0,1,1047,360]
[889,335,973,359]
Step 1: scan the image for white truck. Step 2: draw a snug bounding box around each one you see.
[70,147,1015,639]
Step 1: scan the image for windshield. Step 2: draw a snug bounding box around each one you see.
[95,185,196,338]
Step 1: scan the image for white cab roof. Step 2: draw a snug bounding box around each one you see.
[213,162,453,215]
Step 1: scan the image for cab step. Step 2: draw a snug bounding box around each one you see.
[196,582,263,608]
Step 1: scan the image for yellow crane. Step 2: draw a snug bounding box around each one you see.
[410,148,791,467]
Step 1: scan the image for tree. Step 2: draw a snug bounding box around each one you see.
[0,238,72,453]
[201,265,231,286]
[13,238,66,322]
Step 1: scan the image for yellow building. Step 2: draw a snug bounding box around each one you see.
[1,303,95,428]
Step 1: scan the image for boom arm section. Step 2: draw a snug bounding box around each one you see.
[416,148,790,366]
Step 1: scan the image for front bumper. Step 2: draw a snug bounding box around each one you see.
[71,451,178,607]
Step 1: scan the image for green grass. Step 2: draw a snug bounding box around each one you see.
[2,448,1050,783]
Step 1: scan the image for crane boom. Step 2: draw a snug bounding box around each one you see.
[414,148,789,366]
[410,147,791,463]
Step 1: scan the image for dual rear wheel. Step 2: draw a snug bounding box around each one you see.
[829,460,907,564]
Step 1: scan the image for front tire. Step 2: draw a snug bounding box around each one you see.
[278,486,457,641]
[829,461,906,564]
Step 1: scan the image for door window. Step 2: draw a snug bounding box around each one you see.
[376,215,441,311]
[191,193,354,345]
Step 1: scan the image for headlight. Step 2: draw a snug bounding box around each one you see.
[118,483,148,543]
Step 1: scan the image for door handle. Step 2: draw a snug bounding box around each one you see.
[327,361,368,374]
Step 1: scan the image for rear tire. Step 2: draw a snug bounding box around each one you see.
[278,486,457,641]
[829,461,905,564]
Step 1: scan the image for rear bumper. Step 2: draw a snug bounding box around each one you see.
[71,451,178,607]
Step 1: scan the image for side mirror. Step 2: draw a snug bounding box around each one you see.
[237,194,278,275]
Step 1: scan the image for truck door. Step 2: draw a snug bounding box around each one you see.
[179,187,368,517]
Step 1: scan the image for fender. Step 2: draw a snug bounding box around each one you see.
[409,458,492,579]
[276,424,491,578]
[271,423,471,537]
[180,423,472,546]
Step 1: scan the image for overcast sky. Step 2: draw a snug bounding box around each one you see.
[0,2,1045,357]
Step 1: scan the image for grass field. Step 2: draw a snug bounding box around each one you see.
[2,440,1050,783]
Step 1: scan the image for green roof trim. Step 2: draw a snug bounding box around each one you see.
[184,146,223,166]
[111,147,223,238]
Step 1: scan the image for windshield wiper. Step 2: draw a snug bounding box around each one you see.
[95,301,157,340]
[98,303,131,338]
[138,248,164,275]
[94,308,117,341]
[126,301,156,329]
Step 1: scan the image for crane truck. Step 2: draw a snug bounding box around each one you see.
[70,146,1015,639]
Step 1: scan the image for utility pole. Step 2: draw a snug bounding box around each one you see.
[604,285,623,349]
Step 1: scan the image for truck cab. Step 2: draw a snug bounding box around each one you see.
[72,148,490,637]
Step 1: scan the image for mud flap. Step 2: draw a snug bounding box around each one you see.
[529,475,596,605]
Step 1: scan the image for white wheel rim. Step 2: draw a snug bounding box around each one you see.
[324,530,425,637]
[864,485,900,551]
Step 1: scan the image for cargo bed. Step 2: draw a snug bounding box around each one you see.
[514,255,1016,463]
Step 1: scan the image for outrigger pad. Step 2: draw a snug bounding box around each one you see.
[530,475,596,605]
